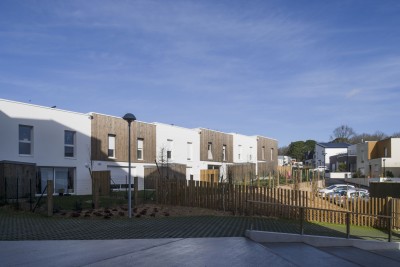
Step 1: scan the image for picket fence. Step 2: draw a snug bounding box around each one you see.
[152,179,400,230]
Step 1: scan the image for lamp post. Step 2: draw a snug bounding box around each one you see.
[123,113,136,218]
[383,159,386,178]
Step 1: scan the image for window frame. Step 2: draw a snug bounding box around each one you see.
[64,130,76,158]
[187,142,193,161]
[19,125,33,155]
[137,138,144,160]
[108,134,116,158]
[207,142,213,160]
[167,139,173,160]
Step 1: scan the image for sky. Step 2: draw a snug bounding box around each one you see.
[1,0,400,146]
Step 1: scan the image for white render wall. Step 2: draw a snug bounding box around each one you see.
[91,160,146,190]
[315,144,348,169]
[0,99,92,195]
[154,123,201,181]
[232,133,257,163]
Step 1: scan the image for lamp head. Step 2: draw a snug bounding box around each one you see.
[123,113,136,124]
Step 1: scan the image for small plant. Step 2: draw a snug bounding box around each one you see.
[386,170,394,178]
[74,200,82,211]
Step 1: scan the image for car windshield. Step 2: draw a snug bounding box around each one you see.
[326,185,336,190]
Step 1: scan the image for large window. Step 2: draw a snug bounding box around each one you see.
[19,125,33,155]
[64,130,75,157]
[36,167,75,194]
[108,135,116,158]
[137,138,144,160]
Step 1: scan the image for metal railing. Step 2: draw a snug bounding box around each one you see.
[247,200,395,242]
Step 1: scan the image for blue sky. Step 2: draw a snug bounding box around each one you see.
[1,0,399,146]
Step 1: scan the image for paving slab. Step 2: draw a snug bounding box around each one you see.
[261,242,359,267]
[0,238,296,267]
[319,246,400,267]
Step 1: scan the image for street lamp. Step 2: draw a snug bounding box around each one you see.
[383,159,386,178]
[123,113,136,218]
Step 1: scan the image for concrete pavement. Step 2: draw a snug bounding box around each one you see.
[0,238,294,267]
[2,237,400,267]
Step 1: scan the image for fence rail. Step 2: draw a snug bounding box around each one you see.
[151,179,400,230]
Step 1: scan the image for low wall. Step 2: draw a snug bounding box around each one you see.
[344,177,400,187]
[329,172,352,179]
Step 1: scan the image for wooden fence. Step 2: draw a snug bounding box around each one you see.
[153,179,400,230]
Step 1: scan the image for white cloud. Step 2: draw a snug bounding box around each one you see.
[345,89,361,98]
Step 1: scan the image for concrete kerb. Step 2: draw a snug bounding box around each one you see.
[245,230,400,250]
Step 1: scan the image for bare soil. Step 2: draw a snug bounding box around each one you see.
[54,204,234,219]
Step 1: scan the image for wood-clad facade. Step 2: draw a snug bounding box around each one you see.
[91,113,156,163]
[227,163,256,183]
[199,128,233,163]
[257,136,278,174]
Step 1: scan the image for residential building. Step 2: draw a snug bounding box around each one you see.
[0,99,92,195]
[315,142,350,170]
[90,113,156,190]
[0,98,278,195]
[154,123,200,181]
[278,156,292,166]
[356,138,400,178]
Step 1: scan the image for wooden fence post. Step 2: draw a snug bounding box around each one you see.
[387,197,392,242]
[47,180,53,217]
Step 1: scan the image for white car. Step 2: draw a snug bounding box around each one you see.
[313,166,329,172]
[318,184,355,198]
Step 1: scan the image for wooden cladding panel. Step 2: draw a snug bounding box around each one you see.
[257,136,278,162]
[0,162,36,198]
[227,163,256,183]
[373,138,391,159]
[199,129,233,162]
[91,113,156,163]
[257,136,278,174]
[200,169,219,183]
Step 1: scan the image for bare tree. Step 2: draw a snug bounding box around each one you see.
[351,131,388,144]
[391,132,400,138]
[330,125,356,143]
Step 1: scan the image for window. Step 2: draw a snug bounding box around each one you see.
[108,135,116,158]
[222,145,226,161]
[137,138,144,160]
[187,142,193,161]
[238,145,242,160]
[384,147,388,157]
[270,148,274,161]
[208,142,213,160]
[249,147,253,161]
[262,146,265,160]
[36,167,75,194]
[64,131,75,157]
[19,125,33,155]
[167,139,173,160]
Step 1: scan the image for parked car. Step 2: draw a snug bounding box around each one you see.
[312,166,329,172]
[318,184,355,198]
[327,189,348,204]
[347,189,369,200]
[327,188,369,205]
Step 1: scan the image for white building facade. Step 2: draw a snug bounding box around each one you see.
[0,99,92,195]
[154,123,201,181]
[315,142,350,170]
